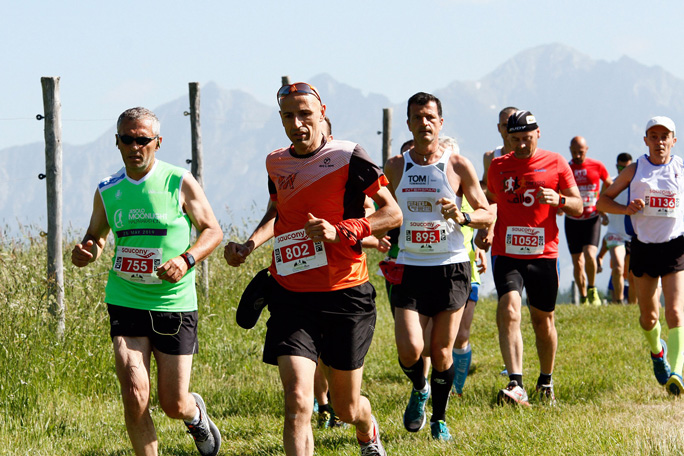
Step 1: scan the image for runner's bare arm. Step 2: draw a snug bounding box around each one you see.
[368,186,403,235]
[537,185,583,217]
[158,173,223,282]
[71,189,110,267]
[597,164,642,215]
[439,155,495,229]
[224,199,278,267]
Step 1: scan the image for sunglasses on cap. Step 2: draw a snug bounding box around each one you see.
[117,134,159,146]
[277,82,321,106]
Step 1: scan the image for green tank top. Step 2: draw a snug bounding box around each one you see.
[99,160,196,311]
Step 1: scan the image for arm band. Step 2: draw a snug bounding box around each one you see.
[334,217,372,246]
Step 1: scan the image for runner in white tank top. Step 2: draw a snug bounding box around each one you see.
[598,116,684,395]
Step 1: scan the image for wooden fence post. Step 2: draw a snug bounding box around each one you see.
[188,82,209,300]
[382,108,392,167]
[41,76,64,337]
[281,76,291,86]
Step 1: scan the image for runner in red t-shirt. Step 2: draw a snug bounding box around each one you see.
[563,136,612,306]
[486,110,582,406]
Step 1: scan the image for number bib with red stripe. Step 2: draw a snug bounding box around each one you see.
[505,226,545,255]
[644,189,680,218]
[273,229,327,276]
[404,220,448,254]
[114,246,163,284]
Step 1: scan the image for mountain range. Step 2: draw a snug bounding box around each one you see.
[6,43,684,296]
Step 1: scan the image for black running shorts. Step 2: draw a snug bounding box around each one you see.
[263,281,377,371]
[564,216,601,254]
[492,256,559,312]
[630,235,684,278]
[391,262,471,317]
[107,304,199,355]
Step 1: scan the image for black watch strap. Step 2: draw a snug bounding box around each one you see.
[460,212,471,226]
[181,252,196,269]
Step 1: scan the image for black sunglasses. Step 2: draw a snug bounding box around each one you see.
[117,134,159,146]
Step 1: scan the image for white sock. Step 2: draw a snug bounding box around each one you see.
[185,406,201,425]
[453,343,471,355]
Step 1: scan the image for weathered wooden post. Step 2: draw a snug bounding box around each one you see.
[382,108,392,167]
[188,82,209,300]
[281,75,291,86]
[41,76,64,337]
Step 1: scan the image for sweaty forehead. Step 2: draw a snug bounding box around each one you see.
[119,117,154,133]
[409,101,439,117]
[647,125,673,136]
[280,93,321,111]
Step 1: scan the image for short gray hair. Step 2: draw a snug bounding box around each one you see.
[117,107,160,135]
[439,135,460,155]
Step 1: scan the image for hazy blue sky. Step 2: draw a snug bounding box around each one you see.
[3,0,683,149]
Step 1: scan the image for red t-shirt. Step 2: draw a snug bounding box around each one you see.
[266,138,387,292]
[568,158,609,219]
[488,149,576,259]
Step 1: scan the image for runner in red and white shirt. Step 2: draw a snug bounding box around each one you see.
[486,110,582,406]
[224,82,401,456]
[563,136,612,306]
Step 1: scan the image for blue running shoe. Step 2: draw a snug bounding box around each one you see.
[430,420,451,441]
[403,384,430,432]
[666,373,684,396]
[651,339,671,386]
[452,348,472,396]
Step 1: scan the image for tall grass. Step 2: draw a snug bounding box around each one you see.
[2,234,684,455]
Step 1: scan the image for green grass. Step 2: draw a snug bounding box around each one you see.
[2,236,684,455]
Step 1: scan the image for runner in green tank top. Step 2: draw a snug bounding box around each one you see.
[71,107,223,456]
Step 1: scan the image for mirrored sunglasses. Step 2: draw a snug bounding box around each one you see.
[277,82,321,106]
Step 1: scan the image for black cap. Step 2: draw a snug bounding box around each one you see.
[507,110,538,133]
[236,268,271,329]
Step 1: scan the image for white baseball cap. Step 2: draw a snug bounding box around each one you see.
[645,116,676,137]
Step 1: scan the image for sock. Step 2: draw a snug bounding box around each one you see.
[430,363,455,423]
[399,357,427,391]
[509,373,523,388]
[318,403,331,414]
[452,344,472,394]
[669,326,684,376]
[643,321,663,356]
[537,372,552,386]
[452,343,471,355]
[184,406,201,425]
[356,419,376,443]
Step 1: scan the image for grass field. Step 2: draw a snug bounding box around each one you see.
[2,236,684,456]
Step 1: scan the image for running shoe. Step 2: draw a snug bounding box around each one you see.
[651,339,671,386]
[588,287,602,306]
[358,415,387,456]
[430,420,451,441]
[580,296,588,306]
[500,367,508,377]
[185,393,221,456]
[666,373,684,396]
[317,410,332,429]
[497,380,529,406]
[403,383,430,432]
[535,383,557,406]
[452,348,472,396]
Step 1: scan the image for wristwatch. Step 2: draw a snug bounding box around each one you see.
[459,212,472,226]
[181,252,196,269]
[558,197,566,208]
